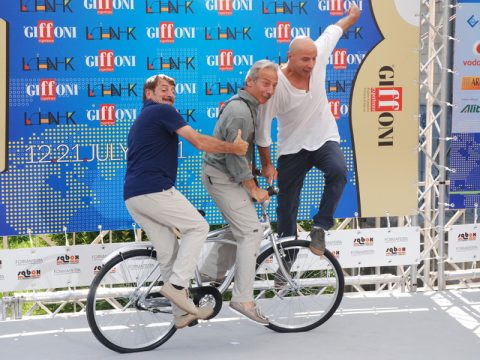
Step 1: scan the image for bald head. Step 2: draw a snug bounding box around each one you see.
[286,36,317,80]
[289,36,317,55]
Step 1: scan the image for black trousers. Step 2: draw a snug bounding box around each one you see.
[276,141,347,237]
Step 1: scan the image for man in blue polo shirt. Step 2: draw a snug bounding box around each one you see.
[124,74,248,329]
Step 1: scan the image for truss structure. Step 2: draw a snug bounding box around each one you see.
[2,0,480,320]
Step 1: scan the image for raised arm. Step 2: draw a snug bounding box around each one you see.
[335,4,361,32]
[177,125,248,155]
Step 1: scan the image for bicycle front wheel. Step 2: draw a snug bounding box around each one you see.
[86,248,176,353]
[254,239,344,332]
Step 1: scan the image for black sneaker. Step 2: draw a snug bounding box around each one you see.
[309,226,326,256]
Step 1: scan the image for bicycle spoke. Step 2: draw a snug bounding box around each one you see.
[255,241,344,332]
[87,250,176,352]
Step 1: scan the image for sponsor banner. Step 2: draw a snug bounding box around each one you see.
[0,243,126,291]
[1,1,414,235]
[448,223,480,262]
[350,0,419,216]
[449,0,480,208]
[298,227,420,268]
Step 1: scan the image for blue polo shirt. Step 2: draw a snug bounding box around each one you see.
[124,100,187,201]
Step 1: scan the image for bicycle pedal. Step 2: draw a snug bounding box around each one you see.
[190,286,223,320]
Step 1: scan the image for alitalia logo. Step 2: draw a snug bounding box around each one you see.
[461,104,480,113]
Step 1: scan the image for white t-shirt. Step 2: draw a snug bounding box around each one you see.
[256,25,343,157]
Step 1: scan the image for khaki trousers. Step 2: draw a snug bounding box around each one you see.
[125,188,209,290]
[201,163,263,302]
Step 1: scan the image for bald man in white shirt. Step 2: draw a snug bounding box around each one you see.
[256,5,361,255]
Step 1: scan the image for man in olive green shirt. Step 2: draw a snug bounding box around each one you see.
[201,60,278,324]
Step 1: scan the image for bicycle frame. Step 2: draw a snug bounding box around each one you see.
[193,199,299,293]
[86,198,345,353]
[102,198,298,298]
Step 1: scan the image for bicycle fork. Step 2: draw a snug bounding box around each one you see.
[268,234,299,292]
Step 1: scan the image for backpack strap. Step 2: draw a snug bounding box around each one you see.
[217,96,258,178]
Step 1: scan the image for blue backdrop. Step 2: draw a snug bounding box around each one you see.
[0,0,380,235]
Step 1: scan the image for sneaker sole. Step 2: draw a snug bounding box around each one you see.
[229,306,269,326]
[309,245,325,256]
[175,308,214,329]
[159,288,198,315]
[175,318,200,329]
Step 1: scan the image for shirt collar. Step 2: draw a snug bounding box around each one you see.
[238,89,260,108]
[143,100,157,108]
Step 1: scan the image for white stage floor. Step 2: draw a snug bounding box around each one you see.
[0,289,479,360]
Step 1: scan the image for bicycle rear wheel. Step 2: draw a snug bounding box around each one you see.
[254,239,344,332]
[86,248,176,353]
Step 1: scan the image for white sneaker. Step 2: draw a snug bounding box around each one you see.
[174,304,215,329]
[229,302,269,325]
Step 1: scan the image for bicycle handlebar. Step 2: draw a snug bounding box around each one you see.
[266,185,279,197]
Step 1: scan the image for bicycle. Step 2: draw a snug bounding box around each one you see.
[86,187,344,353]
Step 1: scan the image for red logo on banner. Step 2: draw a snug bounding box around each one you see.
[38,20,54,43]
[330,0,344,16]
[99,50,114,72]
[218,0,232,15]
[277,22,291,43]
[370,87,403,112]
[160,22,175,43]
[18,269,41,280]
[329,100,341,119]
[100,104,115,125]
[40,79,56,101]
[97,0,113,15]
[219,50,233,70]
[334,49,347,70]
[474,41,480,56]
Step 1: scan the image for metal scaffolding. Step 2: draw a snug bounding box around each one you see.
[1,0,480,320]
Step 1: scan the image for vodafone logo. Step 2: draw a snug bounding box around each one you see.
[474,41,480,56]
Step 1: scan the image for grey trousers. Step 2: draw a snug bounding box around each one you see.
[125,188,209,289]
[201,163,263,303]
